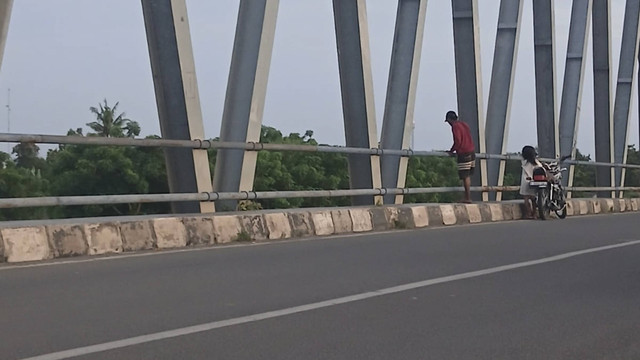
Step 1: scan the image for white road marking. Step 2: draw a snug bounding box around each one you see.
[20,239,640,360]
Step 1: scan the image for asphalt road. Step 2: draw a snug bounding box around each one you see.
[2,213,640,360]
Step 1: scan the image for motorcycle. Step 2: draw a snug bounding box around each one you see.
[529,155,571,220]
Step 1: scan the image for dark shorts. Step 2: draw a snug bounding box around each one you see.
[456,152,476,180]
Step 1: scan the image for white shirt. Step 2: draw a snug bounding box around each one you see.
[520,159,542,196]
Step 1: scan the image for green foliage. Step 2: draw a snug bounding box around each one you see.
[252,126,350,209]
[404,155,459,203]
[0,151,50,220]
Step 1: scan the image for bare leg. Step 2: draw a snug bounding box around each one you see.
[463,177,471,203]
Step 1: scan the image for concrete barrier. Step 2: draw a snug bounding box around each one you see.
[85,223,122,255]
[310,211,334,236]
[350,209,373,232]
[2,227,50,262]
[410,206,429,228]
[153,218,188,249]
[0,197,637,263]
[265,213,293,239]
[120,221,155,251]
[47,224,88,257]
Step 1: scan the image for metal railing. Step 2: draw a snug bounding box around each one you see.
[0,132,638,210]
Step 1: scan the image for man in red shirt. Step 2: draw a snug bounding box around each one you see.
[445,110,476,203]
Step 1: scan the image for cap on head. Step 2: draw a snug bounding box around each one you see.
[445,111,458,122]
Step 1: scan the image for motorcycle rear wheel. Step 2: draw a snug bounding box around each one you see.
[537,188,550,220]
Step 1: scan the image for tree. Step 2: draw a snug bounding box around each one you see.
[87,99,140,138]
[12,142,47,171]
[0,151,49,220]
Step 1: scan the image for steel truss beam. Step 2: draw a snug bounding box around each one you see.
[213,0,279,211]
[533,0,559,160]
[559,0,591,191]
[380,0,427,205]
[451,0,488,201]
[0,0,11,71]
[592,0,614,198]
[612,0,640,197]
[142,0,214,213]
[485,0,523,201]
[333,0,382,205]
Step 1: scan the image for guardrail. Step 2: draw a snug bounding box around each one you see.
[0,133,638,210]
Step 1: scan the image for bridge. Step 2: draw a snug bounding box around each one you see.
[1,0,640,359]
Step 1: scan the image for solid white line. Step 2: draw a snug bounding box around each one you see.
[19,239,640,360]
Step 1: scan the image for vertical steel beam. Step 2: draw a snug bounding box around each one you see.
[451,0,487,201]
[533,0,559,160]
[559,0,591,191]
[485,0,523,201]
[380,0,427,205]
[142,0,214,214]
[0,0,13,71]
[333,0,382,206]
[613,0,640,197]
[592,0,614,198]
[213,0,279,211]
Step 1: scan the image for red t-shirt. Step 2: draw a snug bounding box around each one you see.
[449,121,475,154]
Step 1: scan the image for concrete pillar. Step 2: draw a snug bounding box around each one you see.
[213,0,279,211]
[380,0,427,205]
[142,0,214,214]
[333,0,382,206]
[451,0,487,201]
[485,0,522,201]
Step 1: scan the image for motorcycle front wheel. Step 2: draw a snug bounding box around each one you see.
[554,190,567,219]
[537,188,550,220]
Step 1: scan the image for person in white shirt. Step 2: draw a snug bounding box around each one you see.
[520,145,543,219]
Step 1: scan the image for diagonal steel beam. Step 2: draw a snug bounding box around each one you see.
[485,0,523,201]
[533,0,559,160]
[0,0,13,72]
[213,0,279,211]
[451,0,487,201]
[380,0,427,205]
[559,0,592,192]
[333,0,382,206]
[592,0,614,198]
[142,0,214,214]
[613,0,640,197]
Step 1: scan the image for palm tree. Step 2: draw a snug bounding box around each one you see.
[87,99,140,138]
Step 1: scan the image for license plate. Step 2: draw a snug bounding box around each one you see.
[529,181,547,187]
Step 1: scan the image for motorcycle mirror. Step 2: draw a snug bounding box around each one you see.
[561,168,567,172]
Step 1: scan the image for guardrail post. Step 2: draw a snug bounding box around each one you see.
[213,0,279,211]
[558,0,591,195]
[0,0,12,72]
[380,0,427,205]
[333,0,382,206]
[612,0,640,198]
[142,0,214,214]
[485,0,522,201]
[592,0,615,198]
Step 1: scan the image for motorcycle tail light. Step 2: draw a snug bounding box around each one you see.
[533,174,547,181]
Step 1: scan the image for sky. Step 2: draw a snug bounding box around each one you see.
[0,0,637,157]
